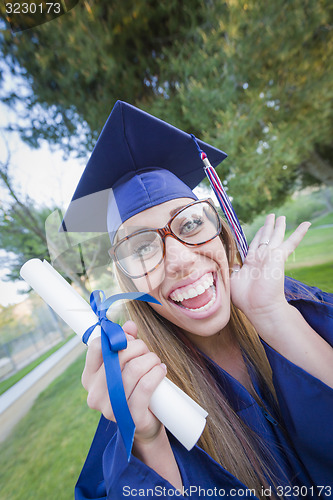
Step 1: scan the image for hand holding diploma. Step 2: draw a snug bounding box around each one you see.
[20,259,208,458]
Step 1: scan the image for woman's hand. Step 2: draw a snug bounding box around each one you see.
[230,214,311,323]
[81,320,167,444]
[82,322,183,489]
[230,214,333,388]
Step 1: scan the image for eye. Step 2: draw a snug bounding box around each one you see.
[179,216,203,235]
[133,241,159,259]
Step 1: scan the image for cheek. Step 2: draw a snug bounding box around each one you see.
[200,238,229,272]
[132,266,166,295]
[218,245,230,282]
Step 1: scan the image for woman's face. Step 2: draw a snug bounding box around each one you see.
[117,198,231,339]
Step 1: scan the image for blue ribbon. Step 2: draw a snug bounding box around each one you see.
[82,290,161,460]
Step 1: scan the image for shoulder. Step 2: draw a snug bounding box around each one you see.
[285,276,333,304]
[284,276,333,345]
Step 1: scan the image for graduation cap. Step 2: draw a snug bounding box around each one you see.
[62,100,248,261]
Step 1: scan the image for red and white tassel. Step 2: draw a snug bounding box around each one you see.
[191,135,248,262]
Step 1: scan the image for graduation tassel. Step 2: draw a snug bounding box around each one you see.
[191,134,248,263]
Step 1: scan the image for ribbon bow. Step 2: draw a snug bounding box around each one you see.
[82,290,161,460]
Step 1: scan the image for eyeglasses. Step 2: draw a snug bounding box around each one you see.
[109,199,222,279]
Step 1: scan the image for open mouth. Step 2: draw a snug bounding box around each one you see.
[168,272,217,313]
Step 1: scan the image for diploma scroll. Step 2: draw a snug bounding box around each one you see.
[20,259,208,451]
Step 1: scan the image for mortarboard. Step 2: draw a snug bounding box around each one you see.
[62,100,248,260]
[62,100,226,232]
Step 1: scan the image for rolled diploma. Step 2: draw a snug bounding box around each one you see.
[20,259,207,450]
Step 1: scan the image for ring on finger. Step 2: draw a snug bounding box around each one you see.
[258,240,270,248]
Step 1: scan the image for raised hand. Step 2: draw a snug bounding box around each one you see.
[230,214,311,323]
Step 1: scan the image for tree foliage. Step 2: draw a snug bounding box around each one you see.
[0,153,89,294]
[0,152,116,293]
[1,0,206,153]
[0,198,51,281]
[1,0,332,221]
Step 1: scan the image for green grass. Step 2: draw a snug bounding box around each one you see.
[310,211,333,228]
[285,226,333,269]
[0,335,74,395]
[285,224,333,293]
[0,354,100,500]
[286,262,333,293]
[243,188,333,240]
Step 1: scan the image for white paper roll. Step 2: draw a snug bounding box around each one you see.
[20,258,207,450]
[150,378,207,450]
[20,259,102,343]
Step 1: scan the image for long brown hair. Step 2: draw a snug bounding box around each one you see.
[116,218,286,498]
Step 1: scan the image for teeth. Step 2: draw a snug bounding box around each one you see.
[196,284,205,295]
[170,272,214,302]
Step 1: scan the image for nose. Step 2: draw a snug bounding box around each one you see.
[164,235,197,277]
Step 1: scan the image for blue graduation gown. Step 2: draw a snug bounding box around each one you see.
[75,279,333,499]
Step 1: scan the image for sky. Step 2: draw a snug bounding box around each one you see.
[0,97,85,306]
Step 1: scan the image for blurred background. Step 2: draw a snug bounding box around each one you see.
[0,1,332,498]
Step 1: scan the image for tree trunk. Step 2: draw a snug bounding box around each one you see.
[301,152,333,186]
[322,187,333,212]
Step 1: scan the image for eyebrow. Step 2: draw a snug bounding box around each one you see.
[114,225,147,243]
[114,204,188,243]
[169,205,187,217]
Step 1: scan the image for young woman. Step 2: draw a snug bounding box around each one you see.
[69,101,333,499]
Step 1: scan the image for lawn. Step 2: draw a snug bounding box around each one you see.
[0,354,100,500]
[284,226,333,293]
[286,262,333,293]
[286,226,333,269]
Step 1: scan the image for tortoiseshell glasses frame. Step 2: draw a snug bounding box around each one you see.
[109,199,222,279]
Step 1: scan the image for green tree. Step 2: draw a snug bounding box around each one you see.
[0,151,95,295]
[0,302,33,342]
[150,0,333,220]
[0,158,116,298]
[0,0,206,154]
[1,0,332,221]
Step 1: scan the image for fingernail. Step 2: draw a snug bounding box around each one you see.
[161,363,167,372]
